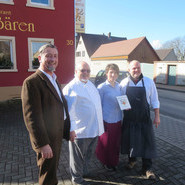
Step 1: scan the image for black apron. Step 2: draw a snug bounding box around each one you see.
[121,79,157,158]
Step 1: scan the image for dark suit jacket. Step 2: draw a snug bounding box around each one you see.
[21,70,70,153]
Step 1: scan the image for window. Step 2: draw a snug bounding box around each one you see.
[82,51,85,57]
[26,0,54,10]
[0,0,14,5]
[76,51,81,57]
[28,38,54,71]
[0,36,17,72]
[97,70,105,77]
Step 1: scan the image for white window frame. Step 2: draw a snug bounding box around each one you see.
[28,37,54,71]
[76,51,81,57]
[82,51,85,57]
[0,36,17,72]
[26,0,55,10]
[0,0,14,5]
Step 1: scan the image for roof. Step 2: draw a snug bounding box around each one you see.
[91,37,146,59]
[77,33,127,57]
[155,49,174,60]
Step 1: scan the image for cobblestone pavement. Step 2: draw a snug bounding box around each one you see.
[0,101,185,185]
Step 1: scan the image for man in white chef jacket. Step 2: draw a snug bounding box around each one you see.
[63,61,104,185]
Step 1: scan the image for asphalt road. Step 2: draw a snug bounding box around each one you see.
[158,89,185,121]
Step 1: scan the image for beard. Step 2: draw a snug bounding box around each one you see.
[47,65,55,72]
[45,63,56,72]
[81,78,88,83]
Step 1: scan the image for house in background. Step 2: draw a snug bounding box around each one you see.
[154,61,185,86]
[155,48,177,61]
[154,49,185,85]
[154,49,185,86]
[90,37,160,78]
[75,32,126,68]
[0,0,75,101]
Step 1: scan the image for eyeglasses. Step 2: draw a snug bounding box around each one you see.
[80,69,91,73]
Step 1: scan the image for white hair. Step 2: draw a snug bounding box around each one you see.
[128,60,140,69]
[75,61,90,71]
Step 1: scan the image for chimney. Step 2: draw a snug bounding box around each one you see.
[108,32,111,38]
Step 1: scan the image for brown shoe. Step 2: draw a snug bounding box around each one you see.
[146,170,156,180]
[125,161,137,169]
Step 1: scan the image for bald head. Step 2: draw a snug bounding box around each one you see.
[128,60,142,79]
[75,61,91,83]
[76,61,89,71]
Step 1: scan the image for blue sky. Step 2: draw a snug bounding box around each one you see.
[85,0,185,49]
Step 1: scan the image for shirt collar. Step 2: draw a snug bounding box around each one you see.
[75,77,89,85]
[105,80,118,87]
[39,68,57,81]
[129,73,143,84]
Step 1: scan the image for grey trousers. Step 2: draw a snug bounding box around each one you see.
[69,137,98,184]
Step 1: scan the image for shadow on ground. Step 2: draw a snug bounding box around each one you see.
[1,99,185,185]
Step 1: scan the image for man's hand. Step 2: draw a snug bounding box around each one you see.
[153,108,160,128]
[70,131,76,142]
[40,144,53,159]
[153,116,160,128]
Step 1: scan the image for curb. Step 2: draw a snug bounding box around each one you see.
[156,86,185,93]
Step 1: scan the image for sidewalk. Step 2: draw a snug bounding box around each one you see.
[0,102,185,185]
[156,83,185,93]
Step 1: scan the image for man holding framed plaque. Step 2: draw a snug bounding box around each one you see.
[120,60,160,180]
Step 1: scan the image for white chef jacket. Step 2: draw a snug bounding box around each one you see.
[120,76,160,109]
[63,78,104,138]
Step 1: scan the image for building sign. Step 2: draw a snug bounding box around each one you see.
[0,10,35,32]
[75,0,85,33]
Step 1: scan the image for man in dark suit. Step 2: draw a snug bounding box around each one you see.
[21,44,70,185]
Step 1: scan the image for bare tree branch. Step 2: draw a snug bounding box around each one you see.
[161,36,185,61]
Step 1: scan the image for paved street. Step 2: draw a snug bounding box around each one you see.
[0,93,185,185]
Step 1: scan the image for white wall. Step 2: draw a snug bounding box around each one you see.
[141,63,154,79]
[90,59,128,76]
[177,63,185,85]
[155,62,185,85]
[75,36,91,69]
[155,63,167,84]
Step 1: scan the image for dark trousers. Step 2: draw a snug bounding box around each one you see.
[129,156,152,171]
[37,143,61,185]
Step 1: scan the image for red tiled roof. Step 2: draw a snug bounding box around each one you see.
[91,37,146,58]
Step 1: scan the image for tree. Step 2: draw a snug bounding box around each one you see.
[0,55,13,69]
[161,36,185,61]
[32,57,39,69]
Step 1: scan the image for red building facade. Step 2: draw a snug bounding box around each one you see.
[0,0,75,101]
